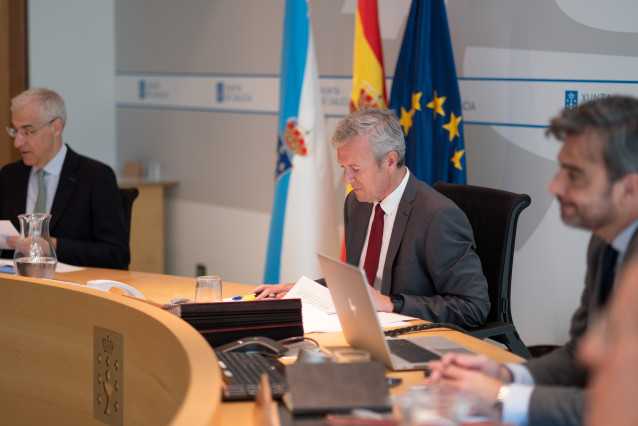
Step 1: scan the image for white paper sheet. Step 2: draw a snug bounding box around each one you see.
[284,275,411,333]
[0,220,19,249]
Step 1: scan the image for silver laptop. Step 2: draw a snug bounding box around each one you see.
[317,253,476,371]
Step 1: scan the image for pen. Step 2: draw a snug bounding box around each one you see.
[231,293,257,301]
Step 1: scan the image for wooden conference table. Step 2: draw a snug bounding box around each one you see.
[3,267,524,425]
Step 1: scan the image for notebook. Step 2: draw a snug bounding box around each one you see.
[317,253,476,371]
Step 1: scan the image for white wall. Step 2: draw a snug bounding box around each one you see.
[28,0,116,168]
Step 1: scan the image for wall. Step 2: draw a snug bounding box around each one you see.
[28,0,638,346]
[28,0,116,168]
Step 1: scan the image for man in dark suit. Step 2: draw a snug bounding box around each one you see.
[255,108,490,328]
[579,252,638,426]
[1,88,129,269]
[426,95,638,425]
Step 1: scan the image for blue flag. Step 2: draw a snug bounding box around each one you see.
[263,0,339,284]
[389,0,466,185]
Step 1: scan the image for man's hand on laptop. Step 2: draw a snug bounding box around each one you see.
[252,282,294,300]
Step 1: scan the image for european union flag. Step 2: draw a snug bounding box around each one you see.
[389,0,466,185]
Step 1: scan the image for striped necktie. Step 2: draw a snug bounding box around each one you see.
[34,169,47,213]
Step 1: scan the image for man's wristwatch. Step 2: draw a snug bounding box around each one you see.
[390,294,404,313]
[493,385,510,416]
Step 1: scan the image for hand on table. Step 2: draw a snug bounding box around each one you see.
[252,282,294,300]
[425,353,513,405]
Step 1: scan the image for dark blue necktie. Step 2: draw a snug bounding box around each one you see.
[599,244,618,306]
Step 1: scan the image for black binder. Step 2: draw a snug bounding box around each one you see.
[177,299,304,347]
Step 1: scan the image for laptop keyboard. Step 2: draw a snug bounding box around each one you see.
[387,339,441,363]
[216,351,288,401]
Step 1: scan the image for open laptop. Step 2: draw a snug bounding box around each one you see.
[317,253,476,371]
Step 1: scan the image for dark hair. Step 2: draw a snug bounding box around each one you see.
[331,108,406,167]
[546,96,638,182]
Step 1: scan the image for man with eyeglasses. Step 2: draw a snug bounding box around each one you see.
[0,87,129,269]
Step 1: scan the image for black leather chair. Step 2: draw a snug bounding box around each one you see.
[433,181,532,359]
[119,187,139,244]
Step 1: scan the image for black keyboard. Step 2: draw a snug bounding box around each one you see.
[387,339,441,363]
[215,351,288,401]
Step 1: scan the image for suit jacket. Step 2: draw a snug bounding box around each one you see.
[0,146,130,269]
[343,173,490,328]
[523,229,638,425]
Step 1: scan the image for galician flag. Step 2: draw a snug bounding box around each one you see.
[263,0,339,283]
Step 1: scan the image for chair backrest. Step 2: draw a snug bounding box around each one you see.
[432,182,531,325]
[119,187,139,242]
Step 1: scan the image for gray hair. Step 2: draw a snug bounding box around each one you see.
[332,108,406,167]
[11,88,67,129]
[547,95,638,182]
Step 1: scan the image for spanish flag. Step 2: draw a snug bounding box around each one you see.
[350,0,387,112]
[341,0,387,261]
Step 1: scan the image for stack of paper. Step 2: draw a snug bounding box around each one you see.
[283,276,411,333]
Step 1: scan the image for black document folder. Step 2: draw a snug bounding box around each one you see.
[178,299,304,347]
[283,361,392,415]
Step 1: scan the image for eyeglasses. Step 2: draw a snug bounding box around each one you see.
[6,119,56,139]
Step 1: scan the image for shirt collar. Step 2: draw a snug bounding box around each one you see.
[612,218,638,256]
[378,168,410,215]
[37,144,67,177]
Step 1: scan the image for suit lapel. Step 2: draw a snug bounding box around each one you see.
[346,197,372,266]
[50,148,79,230]
[380,174,416,295]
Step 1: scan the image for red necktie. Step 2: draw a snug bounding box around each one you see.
[363,204,384,286]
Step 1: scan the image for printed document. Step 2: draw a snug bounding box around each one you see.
[284,275,410,333]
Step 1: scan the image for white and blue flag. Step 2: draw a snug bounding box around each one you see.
[263,0,339,283]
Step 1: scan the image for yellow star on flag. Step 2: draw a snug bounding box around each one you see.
[426,90,446,119]
[399,106,414,135]
[412,92,422,111]
[451,149,465,170]
[443,112,462,141]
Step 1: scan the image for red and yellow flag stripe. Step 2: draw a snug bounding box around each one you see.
[342,0,387,261]
[350,0,387,112]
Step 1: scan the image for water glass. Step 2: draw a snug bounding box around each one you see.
[195,276,222,302]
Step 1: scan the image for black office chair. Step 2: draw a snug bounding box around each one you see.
[433,181,532,359]
[119,187,139,243]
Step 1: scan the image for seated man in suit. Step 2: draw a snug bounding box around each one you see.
[1,87,129,269]
[579,251,638,426]
[426,95,638,425]
[254,108,490,328]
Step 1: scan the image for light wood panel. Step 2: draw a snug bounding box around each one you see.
[0,273,221,425]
